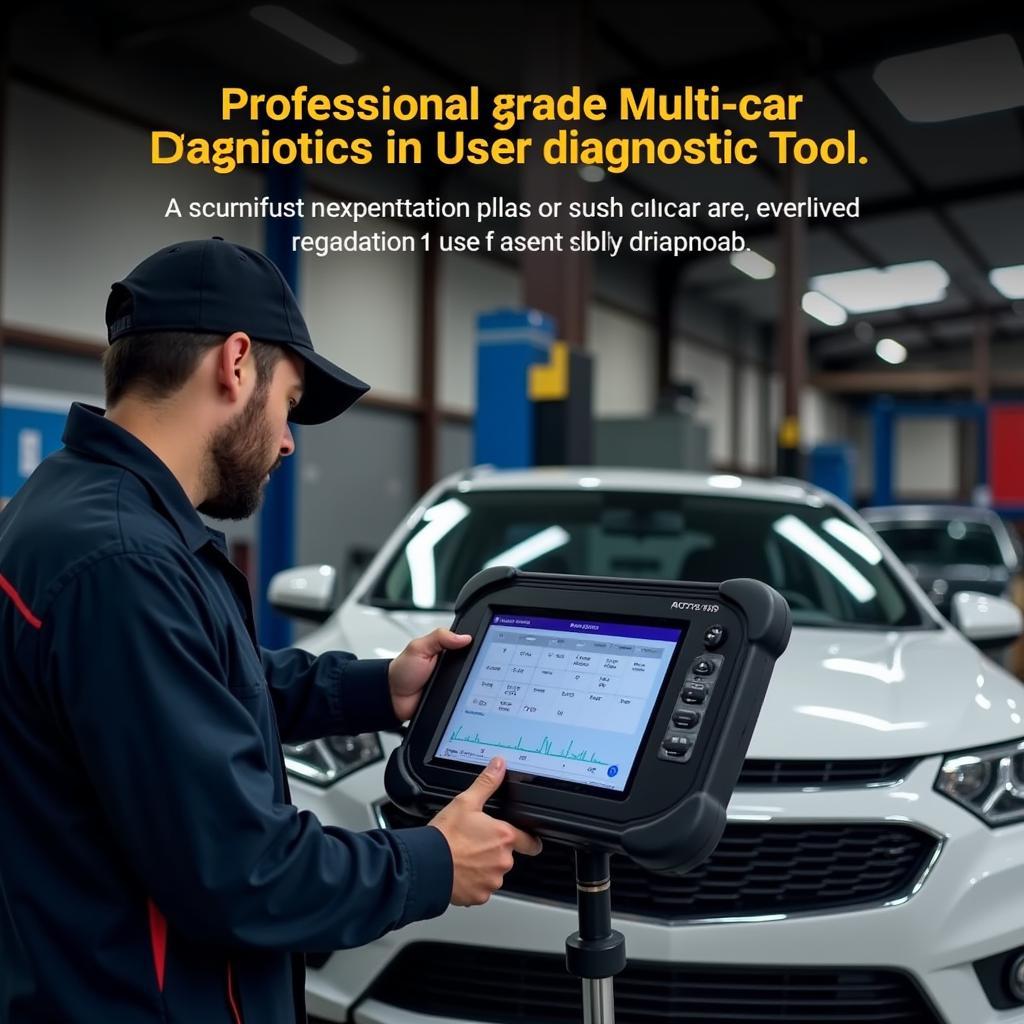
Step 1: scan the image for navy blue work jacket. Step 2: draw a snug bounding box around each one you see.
[0,403,453,1023]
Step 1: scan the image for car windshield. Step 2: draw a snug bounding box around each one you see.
[871,520,1005,569]
[366,489,928,628]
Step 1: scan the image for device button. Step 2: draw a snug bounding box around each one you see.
[703,625,726,649]
[661,734,691,756]
[673,709,701,728]
[682,683,708,704]
[692,657,716,676]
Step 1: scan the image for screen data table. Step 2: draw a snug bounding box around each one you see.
[434,614,682,791]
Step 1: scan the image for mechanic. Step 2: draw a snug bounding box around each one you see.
[0,237,541,1023]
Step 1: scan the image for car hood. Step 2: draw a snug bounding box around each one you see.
[331,603,1024,759]
[309,604,455,659]
[752,626,1023,758]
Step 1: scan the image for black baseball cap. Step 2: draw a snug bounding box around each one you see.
[105,237,369,424]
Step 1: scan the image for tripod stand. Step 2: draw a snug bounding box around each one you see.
[565,848,626,1024]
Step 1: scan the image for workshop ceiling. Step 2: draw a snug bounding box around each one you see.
[10,0,1024,369]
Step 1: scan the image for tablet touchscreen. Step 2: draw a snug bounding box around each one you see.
[432,612,684,793]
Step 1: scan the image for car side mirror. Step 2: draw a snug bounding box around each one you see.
[951,591,1023,650]
[268,565,338,623]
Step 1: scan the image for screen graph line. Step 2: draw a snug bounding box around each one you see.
[448,724,609,765]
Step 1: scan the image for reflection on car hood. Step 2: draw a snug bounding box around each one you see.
[310,605,456,658]
[334,604,1024,760]
[753,627,1023,758]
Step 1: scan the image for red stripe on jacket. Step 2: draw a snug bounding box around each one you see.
[147,900,167,992]
[227,960,243,1024]
[0,574,41,629]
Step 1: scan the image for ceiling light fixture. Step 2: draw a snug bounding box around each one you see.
[875,337,908,365]
[874,34,1024,122]
[990,265,1024,300]
[810,260,948,314]
[729,250,776,280]
[250,6,360,65]
[801,291,848,326]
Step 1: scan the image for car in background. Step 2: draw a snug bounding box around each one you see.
[861,505,1022,618]
[271,467,1024,1024]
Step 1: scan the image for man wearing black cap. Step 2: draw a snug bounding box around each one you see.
[0,238,540,1023]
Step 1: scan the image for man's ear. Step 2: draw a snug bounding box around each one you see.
[216,332,254,403]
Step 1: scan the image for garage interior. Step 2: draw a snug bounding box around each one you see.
[3,2,1024,1023]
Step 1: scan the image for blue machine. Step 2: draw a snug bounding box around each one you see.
[0,401,71,501]
[807,443,856,506]
[473,308,556,469]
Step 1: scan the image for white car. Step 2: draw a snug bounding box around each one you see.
[860,504,1023,618]
[271,467,1024,1024]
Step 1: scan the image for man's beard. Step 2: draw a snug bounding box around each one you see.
[198,386,280,520]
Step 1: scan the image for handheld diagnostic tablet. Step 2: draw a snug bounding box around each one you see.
[385,567,791,874]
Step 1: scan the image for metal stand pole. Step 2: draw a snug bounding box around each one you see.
[565,849,626,1024]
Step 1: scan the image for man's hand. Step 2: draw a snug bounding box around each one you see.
[388,628,472,723]
[428,757,543,906]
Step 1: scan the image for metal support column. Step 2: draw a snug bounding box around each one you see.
[565,849,626,1024]
[872,397,894,507]
[731,348,743,473]
[258,165,302,647]
[417,209,440,494]
[653,259,680,401]
[776,161,807,478]
[964,316,992,499]
[520,0,589,348]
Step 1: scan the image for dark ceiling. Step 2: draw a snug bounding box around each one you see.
[8,0,1024,373]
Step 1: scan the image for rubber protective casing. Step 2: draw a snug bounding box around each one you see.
[385,568,791,875]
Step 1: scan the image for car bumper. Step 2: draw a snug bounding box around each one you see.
[298,752,1024,1024]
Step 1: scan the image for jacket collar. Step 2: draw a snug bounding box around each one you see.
[62,403,214,552]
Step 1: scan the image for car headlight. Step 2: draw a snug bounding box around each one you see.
[936,740,1024,826]
[283,733,383,787]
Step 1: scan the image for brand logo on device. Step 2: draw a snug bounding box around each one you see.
[670,601,720,612]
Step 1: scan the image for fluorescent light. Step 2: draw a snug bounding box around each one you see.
[810,260,948,314]
[823,518,883,565]
[406,498,469,608]
[874,35,1024,123]
[773,514,877,603]
[579,476,602,488]
[990,265,1024,300]
[802,291,848,326]
[578,165,606,183]
[875,337,908,364]
[250,6,360,65]
[729,250,776,280]
[483,526,570,570]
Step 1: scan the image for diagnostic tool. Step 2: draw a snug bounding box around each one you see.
[385,567,791,1024]
[386,566,791,873]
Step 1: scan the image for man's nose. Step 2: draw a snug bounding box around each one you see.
[280,423,295,458]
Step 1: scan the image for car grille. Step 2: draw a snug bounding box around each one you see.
[378,803,938,920]
[739,757,917,788]
[367,943,942,1023]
